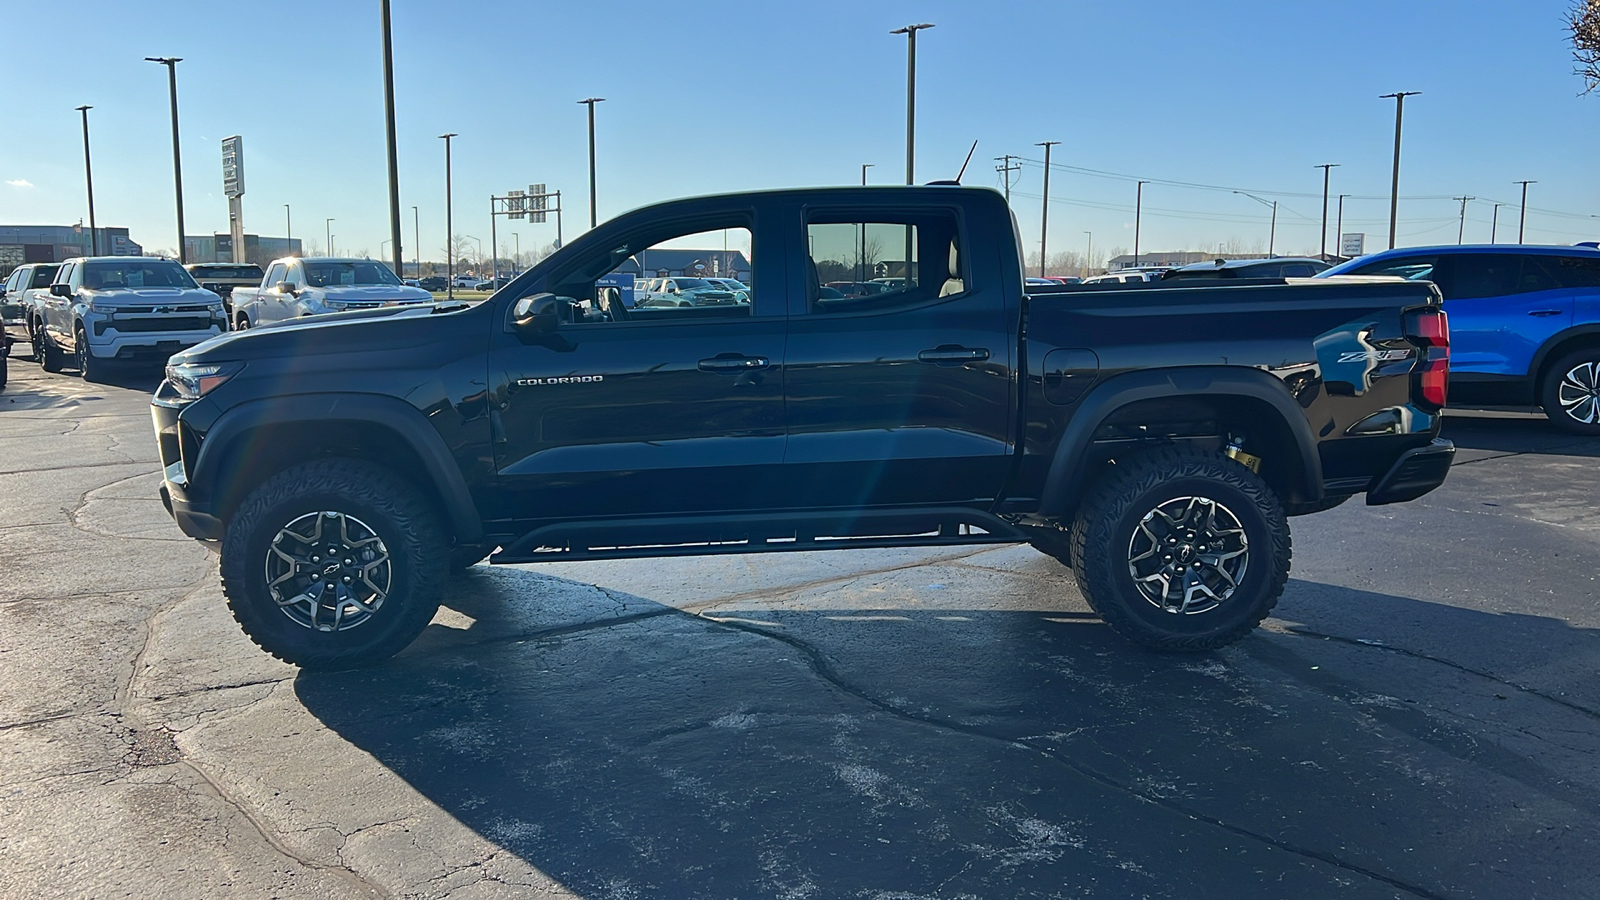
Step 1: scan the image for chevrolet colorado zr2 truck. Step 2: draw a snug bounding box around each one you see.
[150,186,1455,668]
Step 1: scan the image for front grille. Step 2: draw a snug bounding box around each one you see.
[110,317,213,333]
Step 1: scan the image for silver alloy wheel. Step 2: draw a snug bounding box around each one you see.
[1127,496,1249,615]
[1557,361,1600,425]
[264,511,392,632]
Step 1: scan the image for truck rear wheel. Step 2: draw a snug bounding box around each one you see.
[1540,349,1600,435]
[1069,449,1290,651]
[220,459,446,668]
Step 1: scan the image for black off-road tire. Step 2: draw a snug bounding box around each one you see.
[1540,348,1600,436]
[1070,449,1291,651]
[38,326,64,373]
[220,459,447,668]
[75,324,106,383]
[449,543,495,573]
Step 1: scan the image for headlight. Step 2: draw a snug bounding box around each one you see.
[164,362,244,401]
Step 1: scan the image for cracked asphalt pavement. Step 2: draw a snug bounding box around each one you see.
[2,362,1597,899]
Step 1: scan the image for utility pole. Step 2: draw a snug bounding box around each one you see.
[578,98,605,228]
[1491,203,1502,243]
[1234,191,1278,257]
[1037,141,1059,278]
[284,205,292,255]
[1380,91,1421,249]
[145,57,188,262]
[1133,180,1147,268]
[1315,163,1339,259]
[1335,194,1350,255]
[1083,231,1092,277]
[1515,180,1536,243]
[380,0,404,279]
[75,106,98,256]
[1453,196,1475,244]
[994,154,1020,204]
[440,133,457,300]
[890,23,934,185]
[412,206,420,277]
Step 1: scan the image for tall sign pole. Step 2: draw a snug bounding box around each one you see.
[145,58,188,262]
[221,136,246,263]
[578,98,605,229]
[381,0,404,276]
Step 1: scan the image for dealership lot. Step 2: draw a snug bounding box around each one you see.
[1,362,1597,899]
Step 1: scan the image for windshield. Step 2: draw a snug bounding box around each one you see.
[673,278,714,290]
[304,261,402,287]
[82,261,198,290]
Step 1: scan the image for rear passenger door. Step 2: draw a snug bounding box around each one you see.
[780,203,1016,509]
[1438,254,1572,377]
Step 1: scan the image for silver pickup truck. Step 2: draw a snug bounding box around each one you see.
[230,257,433,330]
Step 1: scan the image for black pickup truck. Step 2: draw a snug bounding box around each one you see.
[151,186,1454,668]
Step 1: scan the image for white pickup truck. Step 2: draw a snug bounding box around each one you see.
[230,257,434,330]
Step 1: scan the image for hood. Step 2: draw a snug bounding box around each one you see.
[83,287,222,309]
[318,284,434,303]
[168,302,469,364]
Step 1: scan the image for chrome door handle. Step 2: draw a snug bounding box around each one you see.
[918,346,990,365]
[1527,309,1562,317]
[698,355,769,372]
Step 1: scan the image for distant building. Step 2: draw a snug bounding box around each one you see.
[611,249,750,281]
[184,234,302,266]
[0,225,143,274]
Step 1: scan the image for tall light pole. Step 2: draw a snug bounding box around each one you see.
[513,232,520,275]
[325,218,334,256]
[75,106,98,256]
[1234,191,1278,257]
[284,204,292,255]
[1515,180,1536,243]
[1453,195,1475,244]
[1491,202,1503,243]
[440,133,457,300]
[1335,194,1350,255]
[380,0,404,279]
[1380,91,1421,250]
[1315,163,1339,259]
[1037,141,1059,278]
[890,23,934,185]
[578,98,605,228]
[145,57,188,262]
[860,163,874,282]
[329,235,336,256]
[1133,180,1147,268]
[412,205,420,277]
[1083,231,1093,277]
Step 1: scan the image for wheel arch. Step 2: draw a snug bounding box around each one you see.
[188,393,484,543]
[1530,325,1600,396]
[1038,366,1322,518]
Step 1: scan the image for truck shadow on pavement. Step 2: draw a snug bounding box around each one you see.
[294,566,1600,899]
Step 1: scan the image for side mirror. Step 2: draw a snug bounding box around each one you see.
[511,292,566,335]
[50,283,72,297]
[281,282,298,295]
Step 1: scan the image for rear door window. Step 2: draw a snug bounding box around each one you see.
[1449,255,1528,300]
[31,266,59,288]
[1548,255,1600,289]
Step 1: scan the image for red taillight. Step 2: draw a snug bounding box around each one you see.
[1407,308,1450,409]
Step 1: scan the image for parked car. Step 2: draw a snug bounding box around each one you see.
[636,277,741,307]
[1045,276,1082,285]
[229,258,434,329]
[36,257,226,382]
[2,263,61,360]
[1320,244,1600,434]
[151,184,1451,668]
[826,281,892,298]
[185,264,266,318]
[418,276,449,291]
[403,278,421,287]
[1163,258,1331,281]
[1083,271,1162,285]
[452,274,479,288]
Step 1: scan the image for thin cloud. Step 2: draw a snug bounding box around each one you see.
[6,179,33,188]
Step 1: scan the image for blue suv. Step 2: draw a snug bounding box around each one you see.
[1321,245,1600,434]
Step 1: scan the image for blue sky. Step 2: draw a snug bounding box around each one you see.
[3,0,1596,263]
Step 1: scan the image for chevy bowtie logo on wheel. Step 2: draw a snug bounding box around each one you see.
[515,375,605,386]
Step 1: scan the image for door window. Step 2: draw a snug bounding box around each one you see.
[31,266,60,288]
[264,264,287,287]
[1448,255,1522,300]
[1548,255,1600,289]
[559,224,754,325]
[803,209,965,313]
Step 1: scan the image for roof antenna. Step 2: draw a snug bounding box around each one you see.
[954,140,979,183]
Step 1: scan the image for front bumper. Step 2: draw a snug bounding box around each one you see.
[1366,438,1455,505]
[159,465,223,540]
[152,395,223,540]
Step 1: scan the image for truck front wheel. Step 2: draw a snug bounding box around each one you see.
[1069,449,1290,651]
[220,459,446,668]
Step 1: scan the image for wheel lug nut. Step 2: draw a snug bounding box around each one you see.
[342,576,351,583]
[311,556,320,562]
[343,559,352,565]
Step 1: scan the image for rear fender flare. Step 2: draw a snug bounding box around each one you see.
[1037,366,1323,517]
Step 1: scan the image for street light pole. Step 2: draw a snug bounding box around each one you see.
[145,57,188,262]
[284,204,292,255]
[1037,141,1059,278]
[1315,163,1339,259]
[329,235,335,256]
[1133,181,1147,268]
[890,23,934,185]
[440,133,457,300]
[1335,194,1350,255]
[1515,180,1536,243]
[578,98,605,229]
[513,232,520,276]
[859,163,874,282]
[325,218,334,256]
[380,0,404,279]
[413,205,420,277]
[1491,203,1502,244]
[1380,91,1420,250]
[75,106,98,256]
[1083,231,1092,277]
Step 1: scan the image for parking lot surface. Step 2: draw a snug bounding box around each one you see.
[2,362,1597,899]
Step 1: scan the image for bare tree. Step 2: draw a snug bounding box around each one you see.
[1572,0,1600,93]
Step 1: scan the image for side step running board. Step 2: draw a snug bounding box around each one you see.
[491,507,1028,564]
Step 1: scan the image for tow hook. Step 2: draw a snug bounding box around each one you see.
[1224,440,1262,473]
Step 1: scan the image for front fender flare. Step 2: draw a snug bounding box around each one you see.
[1037,366,1322,517]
